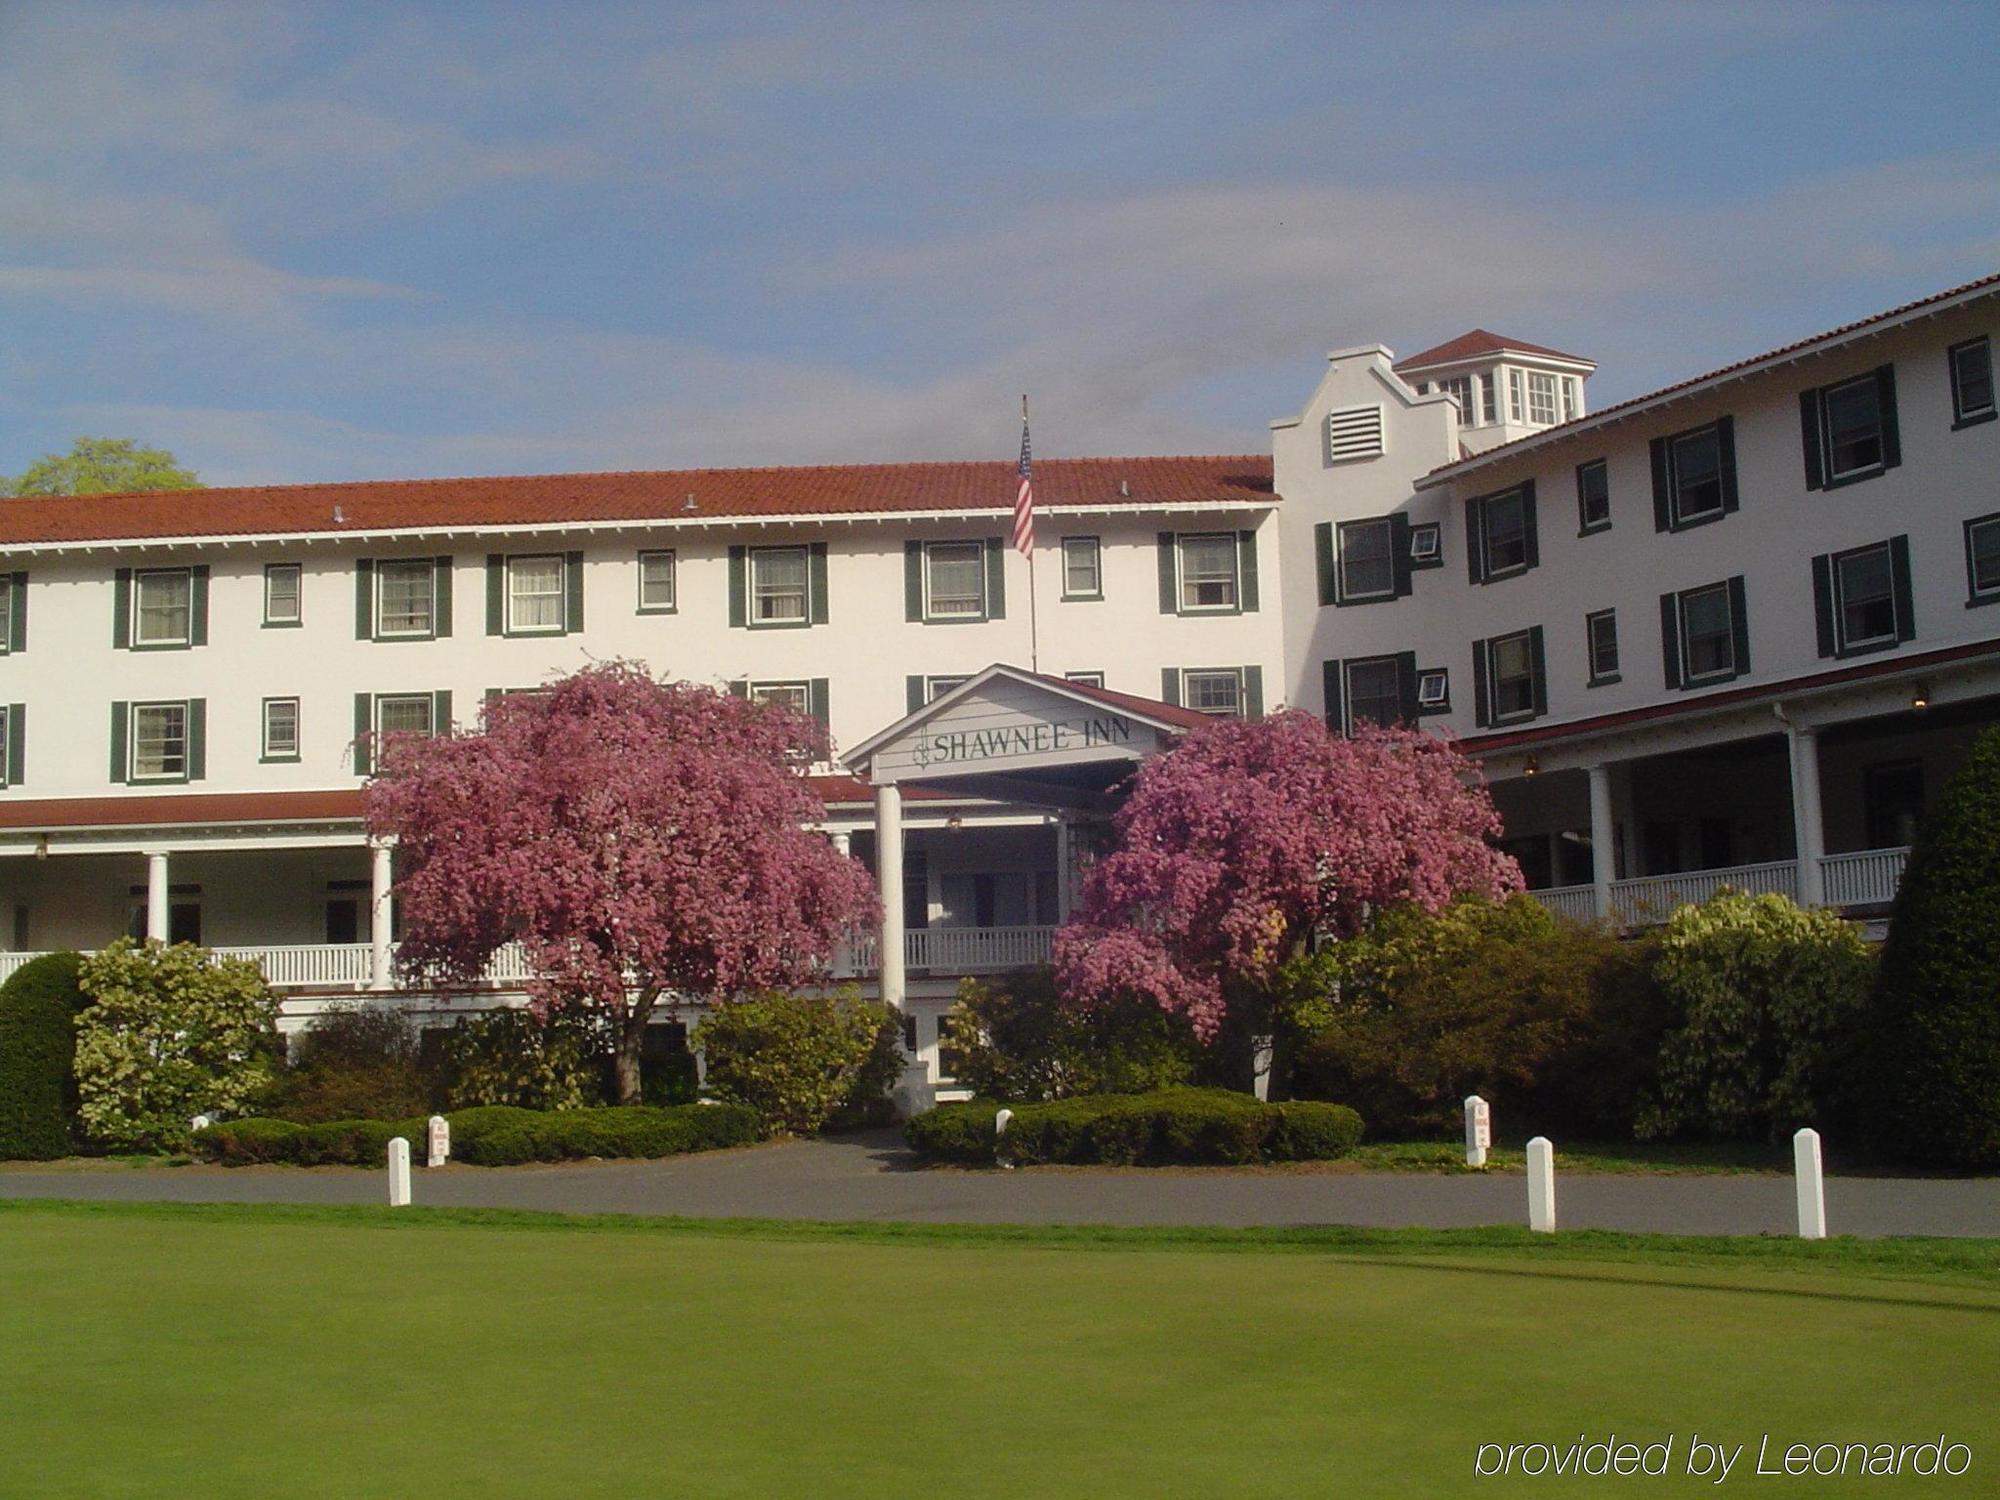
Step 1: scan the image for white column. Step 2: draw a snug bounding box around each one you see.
[875,781,905,1019]
[831,831,852,857]
[144,851,169,943]
[1053,817,1074,923]
[1788,727,1826,907]
[369,841,394,991]
[1586,763,1616,922]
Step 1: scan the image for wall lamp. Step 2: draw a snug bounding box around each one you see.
[1522,756,1540,778]
[1911,681,1931,712]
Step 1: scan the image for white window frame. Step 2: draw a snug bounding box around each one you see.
[748,545,810,627]
[1176,533,1240,613]
[1409,523,1441,562]
[263,564,302,626]
[130,700,190,782]
[1968,514,2000,602]
[925,675,972,703]
[505,554,566,635]
[1060,536,1102,600]
[1667,425,1726,525]
[1507,368,1524,422]
[1561,377,1579,422]
[1479,490,1530,579]
[1527,371,1558,425]
[1181,668,1245,718]
[0,703,13,787]
[1064,671,1105,688]
[1416,669,1449,708]
[133,567,193,647]
[1342,657,1402,734]
[1438,375,1474,425]
[923,541,988,621]
[637,549,677,613]
[375,559,436,639]
[374,693,436,740]
[1820,374,1886,481]
[749,680,812,716]
[1586,609,1619,684]
[1831,542,1898,652]
[1487,630,1538,724]
[1951,336,1995,424]
[1336,518,1396,601]
[1577,458,1611,533]
[261,697,301,761]
[1677,583,1737,684]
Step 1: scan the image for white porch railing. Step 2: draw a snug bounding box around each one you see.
[831,925,1056,978]
[1527,846,1912,927]
[1531,884,1598,923]
[1819,846,1910,907]
[212,943,374,987]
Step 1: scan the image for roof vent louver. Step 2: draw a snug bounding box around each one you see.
[1323,404,1385,464]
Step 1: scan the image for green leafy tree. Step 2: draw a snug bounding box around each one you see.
[73,939,282,1151]
[0,952,90,1159]
[696,990,900,1136]
[8,436,201,497]
[1638,891,1873,1142]
[1860,727,2000,1166]
[940,968,1197,1102]
[442,1007,611,1112]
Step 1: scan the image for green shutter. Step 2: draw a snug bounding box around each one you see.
[1390,515,1413,597]
[1157,534,1177,614]
[1242,666,1263,719]
[1519,482,1539,570]
[904,542,924,622]
[1876,364,1901,470]
[486,555,506,635]
[113,568,132,648]
[1396,651,1420,724]
[1649,439,1671,532]
[353,694,372,776]
[186,699,206,782]
[1890,534,1915,641]
[728,547,747,628]
[189,565,209,646]
[432,557,453,638]
[1799,389,1826,491]
[1727,576,1750,675]
[1314,522,1336,606]
[1237,532,1259,612]
[110,702,128,783]
[1716,417,1739,515]
[808,678,830,728]
[565,551,585,632]
[906,675,925,714]
[809,543,829,625]
[1660,594,1683,689]
[1160,668,1180,706]
[355,559,374,640]
[1810,554,1836,657]
[984,538,1005,620]
[1321,659,1344,733]
[1471,641,1491,727]
[1464,497,1485,584]
[7,572,23,653]
[5,704,21,787]
[1528,627,1548,717]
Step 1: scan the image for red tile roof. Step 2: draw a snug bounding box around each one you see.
[1394,329,1592,371]
[0,455,1275,547]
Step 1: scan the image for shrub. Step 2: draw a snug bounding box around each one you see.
[1289,896,1667,1138]
[904,1087,1362,1166]
[74,939,283,1152]
[260,1003,436,1124]
[1638,891,1874,1142]
[939,968,1198,1102]
[0,952,89,1160]
[697,989,899,1135]
[191,1102,760,1167]
[1859,727,2000,1166]
[441,1006,611,1112]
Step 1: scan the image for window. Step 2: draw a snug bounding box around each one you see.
[1527,371,1558,425]
[1337,518,1395,601]
[1562,377,1579,422]
[1065,671,1105,688]
[264,564,302,626]
[1966,514,2000,605]
[1467,484,1536,583]
[638,550,676,613]
[131,701,189,781]
[1060,537,1101,600]
[1801,368,1896,487]
[1480,375,1497,425]
[0,572,19,654]
[377,559,436,637]
[376,694,436,739]
[750,681,811,716]
[1650,419,1736,531]
[749,546,809,625]
[1486,630,1539,721]
[1507,369,1524,422]
[0,704,18,787]
[926,675,971,701]
[1587,609,1619,685]
[506,555,565,634]
[1576,459,1610,533]
[1182,669,1244,717]
[1439,375,1474,424]
[1661,579,1750,688]
[1344,658,1402,732]
[1177,533,1239,611]
[1416,668,1449,709]
[925,541,988,619]
[134,568,193,646]
[1951,337,1995,427]
[1409,522,1441,564]
[1814,537,1912,656]
[262,698,300,761]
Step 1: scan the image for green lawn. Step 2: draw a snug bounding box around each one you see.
[3,1203,1997,1498]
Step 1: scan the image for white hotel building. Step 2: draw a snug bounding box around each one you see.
[0,273,1994,1084]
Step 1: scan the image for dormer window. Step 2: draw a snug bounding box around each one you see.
[1527,371,1558,425]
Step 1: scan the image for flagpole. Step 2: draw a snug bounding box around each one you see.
[1023,393,1041,674]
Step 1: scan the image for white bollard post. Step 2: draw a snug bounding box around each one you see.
[426,1114,450,1169]
[1526,1136,1556,1233]
[995,1107,1014,1171]
[189,1114,212,1134]
[1794,1127,1827,1240]
[387,1137,411,1207]
[1250,1035,1276,1102]
[1463,1095,1491,1169]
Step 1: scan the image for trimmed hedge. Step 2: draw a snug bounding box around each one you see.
[192,1102,761,1167]
[905,1087,1363,1167]
[0,952,88,1160]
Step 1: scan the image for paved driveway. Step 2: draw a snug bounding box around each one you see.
[6,1132,2000,1238]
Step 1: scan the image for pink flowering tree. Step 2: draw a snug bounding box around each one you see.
[364,662,879,1105]
[1053,712,1520,1064]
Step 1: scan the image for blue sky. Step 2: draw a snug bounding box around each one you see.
[1,1,1997,486]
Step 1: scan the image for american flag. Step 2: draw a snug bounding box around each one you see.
[1013,410,1035,557]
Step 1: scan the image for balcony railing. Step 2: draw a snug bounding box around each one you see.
[1819,845,1910,907]
[1528,846,1911,927]
[832,924,1057,978]
[212,943,374,987]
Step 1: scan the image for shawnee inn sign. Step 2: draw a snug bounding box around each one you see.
[915,712,1134,769]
